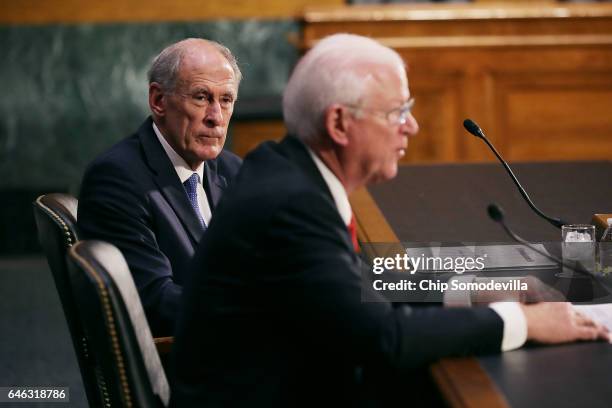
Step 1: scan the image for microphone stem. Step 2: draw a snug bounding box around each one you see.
[480,136,563,228]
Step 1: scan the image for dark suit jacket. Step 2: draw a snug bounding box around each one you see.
[171,136,503,407]
[77,117,241,336]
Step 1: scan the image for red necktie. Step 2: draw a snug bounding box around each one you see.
[347,214,360,253]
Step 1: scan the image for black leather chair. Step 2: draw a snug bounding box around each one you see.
[67,240,170,407]
[32,194,105,406]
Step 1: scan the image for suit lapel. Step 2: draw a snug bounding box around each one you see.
[278,136,358,258]
[138,118,204,244]
[202,158,227,211]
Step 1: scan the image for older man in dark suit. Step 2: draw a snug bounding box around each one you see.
[78,38,242,336]
[171,34,607,407]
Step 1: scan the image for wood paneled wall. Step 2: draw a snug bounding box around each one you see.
[301,2,612,164]
[0,0,343,24]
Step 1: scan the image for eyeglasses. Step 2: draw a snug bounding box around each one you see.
[346,98,415,126]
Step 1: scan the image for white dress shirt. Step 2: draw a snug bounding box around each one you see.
[153,123,212,226]
[307,147,527,352]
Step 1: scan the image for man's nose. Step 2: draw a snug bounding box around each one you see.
[204,100,223,127]
[400,113,419,137]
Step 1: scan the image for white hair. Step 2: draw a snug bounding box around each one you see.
[148,38,242,92]
[282,34,405,144]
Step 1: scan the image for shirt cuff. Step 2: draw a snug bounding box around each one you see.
[443,275,476,307]
[489,302,528,351]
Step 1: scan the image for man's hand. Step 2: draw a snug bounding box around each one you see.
[522,302,609,344]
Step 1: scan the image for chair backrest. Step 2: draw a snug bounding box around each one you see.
[32,193,104,406]
[67,240,170,408]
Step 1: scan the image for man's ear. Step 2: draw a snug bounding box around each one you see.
[149,83,166,117]
[324,104,351,147]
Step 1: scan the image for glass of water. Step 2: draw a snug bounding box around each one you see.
[559,224,596,278]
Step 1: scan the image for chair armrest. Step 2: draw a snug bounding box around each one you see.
[153,336,174,355]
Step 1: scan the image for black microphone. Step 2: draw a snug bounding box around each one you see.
[487,203,591,278]
[463,119,566,229]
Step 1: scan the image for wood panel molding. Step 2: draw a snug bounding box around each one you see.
[0,0,343,24]
[358,34,612,50]
[304,2,612,24]
[491,71,612,161]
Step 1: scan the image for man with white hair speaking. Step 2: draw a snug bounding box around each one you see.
[171,34,608,407]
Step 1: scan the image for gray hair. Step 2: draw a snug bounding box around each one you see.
[282,34,405,144]
[147,38,242,92]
